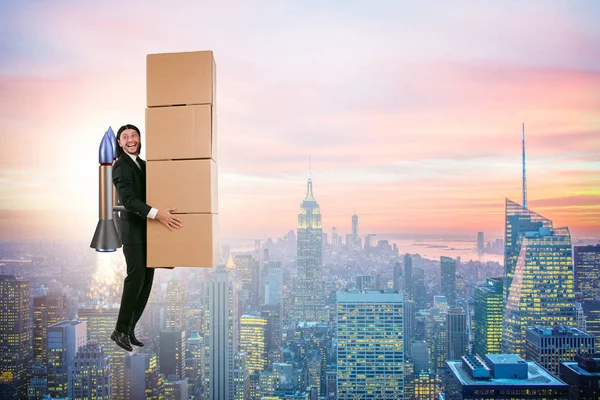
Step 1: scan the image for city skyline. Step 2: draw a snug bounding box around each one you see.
[1,1,599,243]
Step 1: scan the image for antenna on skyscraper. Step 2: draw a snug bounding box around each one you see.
[522,122,527,208]
[309,155,312,179]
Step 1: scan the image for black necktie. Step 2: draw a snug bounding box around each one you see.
[136,156,145,171]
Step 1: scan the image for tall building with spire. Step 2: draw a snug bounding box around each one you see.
[294,176,325,323]
[501,125,577,357]
[205,266,237,400]
[503,123,555,303]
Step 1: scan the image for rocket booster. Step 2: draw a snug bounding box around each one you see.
[106,127,123,240]
[90,127,122,252]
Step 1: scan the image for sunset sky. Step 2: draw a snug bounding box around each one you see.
[1,1,599,244]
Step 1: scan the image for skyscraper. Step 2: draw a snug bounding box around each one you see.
[413,371,438,399]
[68,341,112,400]
[206,266,237,400]
[233,353,249,400]
[0,275,31,400]
[263,261,282,306]
[525,325,595,377]
[404,254,413,300]
[163,379,188,400]
[393,262,403,291]
[404,299,416,344]
[575,245,600,302]
[331,227,341,251]
[503,219,576,357]
[477,232,484,254]
[295,177,325,322]
[187,332,205,396]
[47,320,87,397]
[473,278,503,356]
[351,212,358,250]
[560,354,600,400]
[503,199,553,304]
[445,354,569,399]
[260,307,282,361]
[351,213,358,239]
[160,330,186,380]
[413,265,427,309]
[239,315,267,374]
[431,319,447,372]
[447,308,468,361]
[234,254,260,310]
[32,287,67,364]
[78,307,126,399]
[165,274,188,331]
[125,352,161,400]
[337,289,404,399]
[356,275,374,291]
[441,256,457,307]
[410,340,429,373]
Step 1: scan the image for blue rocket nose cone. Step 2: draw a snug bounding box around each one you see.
[99,132,113,164]
[107,126,117,160]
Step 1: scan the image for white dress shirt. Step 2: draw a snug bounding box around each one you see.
[125,152,158,219]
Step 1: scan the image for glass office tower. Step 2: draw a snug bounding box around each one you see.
[503,224,576,357]
[473,278,503,356]
[337,289,404,399]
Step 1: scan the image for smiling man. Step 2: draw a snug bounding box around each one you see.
[110,124,183,352]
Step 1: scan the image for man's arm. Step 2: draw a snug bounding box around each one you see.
[113,161,151,218]
[113,160,183,231]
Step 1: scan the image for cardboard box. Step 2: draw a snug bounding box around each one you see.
[147,213,219,268]
[147,50,216,107]
[145,104,216,161]
[147,159,217,214]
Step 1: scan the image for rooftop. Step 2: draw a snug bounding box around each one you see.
[485,354,526,365]
[48,320,84,328]
[527,325,592,337]
[562,362,600,377]
[562,354,600,375]
[447,359,567,387]
[337,289,403,302]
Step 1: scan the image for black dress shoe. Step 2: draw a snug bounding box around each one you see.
[129,330,144,347]
[111,330,133,352]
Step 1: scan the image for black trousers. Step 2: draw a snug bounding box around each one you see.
[116,243,155,334]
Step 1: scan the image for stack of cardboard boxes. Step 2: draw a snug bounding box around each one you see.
[145,50,218,268]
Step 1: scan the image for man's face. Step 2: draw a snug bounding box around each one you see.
[118,129,140,156]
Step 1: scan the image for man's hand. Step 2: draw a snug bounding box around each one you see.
[156,208,183,232]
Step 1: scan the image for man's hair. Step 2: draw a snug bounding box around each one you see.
[116,124,142,158]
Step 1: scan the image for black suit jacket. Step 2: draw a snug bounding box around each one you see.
[113,153,151,245]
